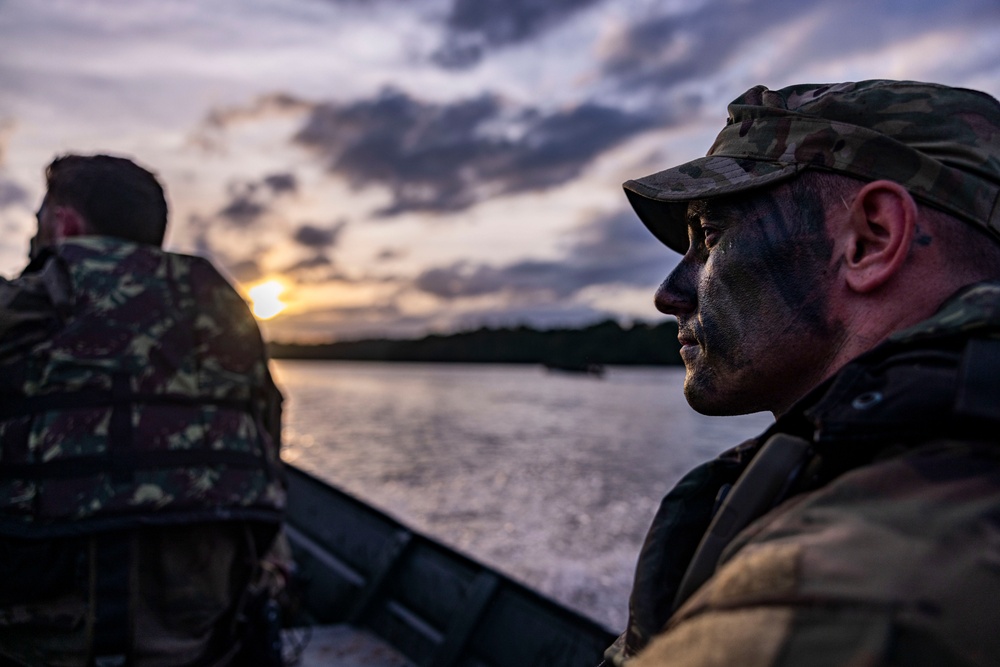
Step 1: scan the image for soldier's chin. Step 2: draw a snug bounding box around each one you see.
[683,379,753,417]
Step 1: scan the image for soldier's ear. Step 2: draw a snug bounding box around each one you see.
[838,180,917,294]
[51,206,90,239]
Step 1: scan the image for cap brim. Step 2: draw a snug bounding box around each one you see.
[624,156,804,253]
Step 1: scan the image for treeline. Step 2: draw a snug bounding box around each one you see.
[268,319,682,366]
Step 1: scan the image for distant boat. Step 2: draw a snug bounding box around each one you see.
[542,362,606,378]
[284,464,616,666]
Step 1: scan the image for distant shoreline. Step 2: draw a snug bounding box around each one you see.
[268,319,682,366]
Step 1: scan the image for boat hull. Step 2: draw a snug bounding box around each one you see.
[284,464,616,667]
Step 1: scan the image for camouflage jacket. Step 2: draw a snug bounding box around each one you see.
[607,281,1000,667]
[0,237,285,537]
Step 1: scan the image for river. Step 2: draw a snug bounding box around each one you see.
[269,360,774,631]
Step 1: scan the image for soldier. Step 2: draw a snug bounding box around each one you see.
[0,155,287,666]
[603,81,1000,665]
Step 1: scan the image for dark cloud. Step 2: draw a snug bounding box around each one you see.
[313,0,601,70]
[263,172,297,195]
[782,0,1000,74]
[433,0,603,69]
[564,210,662,271]
[281,254,342,282]
[0,122,28,209]
[286,254,332,271]
[599,0,812,92]
[0,179,29,209]
[414,210,670,300]
[415,261,553,298]
[215,172,301,227]
[294,88,658,216]
[293,220,346,248]
[602,0,1000,95]
[217,193,267,226]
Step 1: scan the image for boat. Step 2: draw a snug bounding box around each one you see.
[283,463,617,666]
[541,362,606,378]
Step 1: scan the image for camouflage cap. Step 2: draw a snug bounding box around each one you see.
[624,80,1000,253]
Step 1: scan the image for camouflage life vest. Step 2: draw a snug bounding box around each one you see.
[0,237,285,537]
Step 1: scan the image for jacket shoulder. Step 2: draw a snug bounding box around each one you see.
[636,443,1000,667]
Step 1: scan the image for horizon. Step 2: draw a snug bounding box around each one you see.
[270,314,675,345]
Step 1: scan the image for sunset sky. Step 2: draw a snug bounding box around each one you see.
[2,0,999,342]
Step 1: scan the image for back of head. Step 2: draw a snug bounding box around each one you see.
[44,154,168,246]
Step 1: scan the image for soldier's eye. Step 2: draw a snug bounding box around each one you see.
[702,225,721,249]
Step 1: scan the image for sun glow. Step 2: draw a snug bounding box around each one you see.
[247,279,287,320]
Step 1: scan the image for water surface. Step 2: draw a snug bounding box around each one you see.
[271,360,773,630]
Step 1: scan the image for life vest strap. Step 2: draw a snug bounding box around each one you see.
[0,448,266,480]
[0,389,255,422]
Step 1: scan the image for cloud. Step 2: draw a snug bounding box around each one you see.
[599,0,1000,96]
[263,172,297,195]
[599,0,813,93]
[226,258,263,283]
[191,94,315,152]
[215,172,302,227]
[184,213,263,279]
[568,208,670,269]
[0,118,16,166]
[432,0,603,68]
[415,261,556,299]
[203,93,314,130]
[294,88,658,216]
[293,220,346,248]
[0,123,28,210]
[217,190,267,226]
[281,254,337,280]
[0,179,30,209]
[185,213,213,257]
[414,209,669,300]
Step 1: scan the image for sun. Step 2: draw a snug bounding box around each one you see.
[247,279,287,320]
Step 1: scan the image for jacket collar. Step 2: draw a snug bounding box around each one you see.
[763,280,1000,449]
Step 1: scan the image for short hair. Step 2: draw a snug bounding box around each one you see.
[44,154,168,246]
[921,203,1000,280]
[794,170,1000,280]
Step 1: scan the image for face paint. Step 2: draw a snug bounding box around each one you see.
[655,179,842,416]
